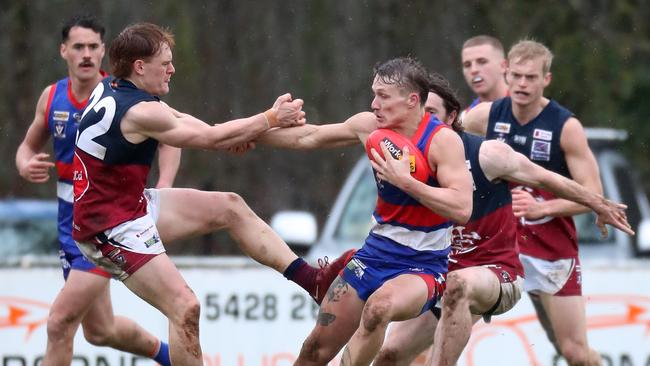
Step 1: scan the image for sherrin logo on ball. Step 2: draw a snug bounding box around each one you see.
[365,128,431,182]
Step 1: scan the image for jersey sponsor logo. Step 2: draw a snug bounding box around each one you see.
[72,152,90,201]
[533,129,553,141]
[52,110,69,121]
[144,234,160,248]
[54,120,66,138]
[347,258,366,279]
[530,140,551,161]
[513,135,527,145]
[494,122,511,134]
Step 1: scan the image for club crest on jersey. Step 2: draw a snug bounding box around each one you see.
[500,270,512,282]
[73,112,82,123]
[107,248,126,267]
[53,110,69,121]
[54,120,66,138]
[381,137,416,173]
[530,140,551,161]
[533,129,553,141]
[494,122,511,134]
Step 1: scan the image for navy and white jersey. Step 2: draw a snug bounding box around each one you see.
[486,97,578,259]
[73,78,160,242]
[486,97,573,177]
[449,132,523,278]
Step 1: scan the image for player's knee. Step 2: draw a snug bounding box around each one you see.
[559,339,591,365]
[442,272,468,311]
[82,327,111,346]
[46,309,79,339]
[170,291,201,328]
[362,294,392,333]
[214,192,251,225]
[298,334,334,363]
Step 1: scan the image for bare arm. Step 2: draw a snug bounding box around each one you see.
[460,102,491,136]
[15,86,55,183]
[121,94,305,150]
[256,111,377,149]
[370,127,473,223]
[480,140,633,236]
[154,144,181,188]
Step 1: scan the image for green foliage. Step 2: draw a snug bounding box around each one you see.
[2,0,649,252]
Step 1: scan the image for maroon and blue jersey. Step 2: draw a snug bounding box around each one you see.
[73,78,159,242]
[486,97,577,259]
[364,113,452,275]
[43,74,109,278]
[449,132,523,277]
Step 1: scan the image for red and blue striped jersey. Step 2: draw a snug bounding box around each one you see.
[366,113,452,274]
[44,74,106,253]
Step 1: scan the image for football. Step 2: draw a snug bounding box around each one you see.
[365,128,431,182]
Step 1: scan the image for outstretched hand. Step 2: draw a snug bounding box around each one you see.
[369,142,412,188]
[272,93,306,128]
[594,199,634,237]
[19,153,55,183]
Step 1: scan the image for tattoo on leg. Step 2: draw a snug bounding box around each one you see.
[326,276,349,302]
[317,312,336,326]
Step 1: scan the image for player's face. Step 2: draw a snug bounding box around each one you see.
[506,57,550,107]
[424,92,455,126]
[461,44,506,99]
[370,76,416,129]
[60,26,104,82]
[141,43,175,96]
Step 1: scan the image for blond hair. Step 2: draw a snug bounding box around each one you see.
[508,40,554,74]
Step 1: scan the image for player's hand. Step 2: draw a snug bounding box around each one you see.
[369,142,412,188]
[19,153,55,183]
[273,94,306,128]
[227,141,256,155]
[595,198,634,237]
[511,188,546,221]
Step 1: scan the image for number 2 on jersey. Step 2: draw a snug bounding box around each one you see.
[76,82,116,160]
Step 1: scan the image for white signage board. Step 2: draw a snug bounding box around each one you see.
[1,264,649,366]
